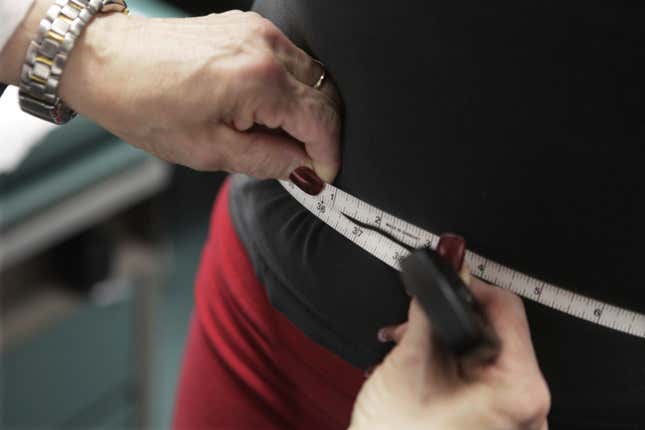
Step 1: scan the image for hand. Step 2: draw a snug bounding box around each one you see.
[350,272,551,430]
[1,2,341,181]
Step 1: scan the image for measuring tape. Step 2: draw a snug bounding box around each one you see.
[279,180,645,339]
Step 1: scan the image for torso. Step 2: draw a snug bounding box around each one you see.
[230,1,645,426]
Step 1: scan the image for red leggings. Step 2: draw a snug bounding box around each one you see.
[173,180,365,429]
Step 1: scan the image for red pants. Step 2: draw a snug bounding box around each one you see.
[173,180,365,429]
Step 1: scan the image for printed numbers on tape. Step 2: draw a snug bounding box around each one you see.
[279,180,645,339]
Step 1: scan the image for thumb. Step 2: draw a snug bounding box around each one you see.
[391,298,458,389]
[399,298,433,352]
[218,126,311,179]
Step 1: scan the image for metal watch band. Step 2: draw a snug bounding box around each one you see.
[18,0,129,124]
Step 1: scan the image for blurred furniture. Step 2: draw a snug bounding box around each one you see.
[0,3,185,429]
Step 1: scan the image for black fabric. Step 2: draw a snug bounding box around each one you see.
[230,1,645,428]
[0,84,7,97]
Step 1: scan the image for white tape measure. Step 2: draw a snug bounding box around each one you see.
[279,180,645,339]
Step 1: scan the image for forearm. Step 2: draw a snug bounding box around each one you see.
[0,0,48,85]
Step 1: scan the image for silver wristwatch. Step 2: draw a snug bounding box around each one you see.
[18,0,129,124]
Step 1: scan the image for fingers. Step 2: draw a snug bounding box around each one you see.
[213,125,311,179]
[272,34,323,86]
[459,264,472,286]
[277,47,342,110]
[467,278,548,395]
[388,299,459,389]
[268,26,340,103]
[215,12,341,181]
[378,300,434,356]
[468,279,531,350]
[399,298,433,350]
[252,17,341,182]
[380,262,469,346]
[286,77,341,183]
[235,48,340,182]
[259,75,341,182]
[464,277,551,422]
[377,322,408,344]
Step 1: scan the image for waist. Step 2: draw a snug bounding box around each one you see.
[228,174,645,425]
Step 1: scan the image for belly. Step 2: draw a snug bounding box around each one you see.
[234,0,645,425]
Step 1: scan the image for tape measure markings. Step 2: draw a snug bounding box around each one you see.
[280,180,645,339]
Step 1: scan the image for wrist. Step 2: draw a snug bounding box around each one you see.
[0,0,50,85]
[57,10,130,112]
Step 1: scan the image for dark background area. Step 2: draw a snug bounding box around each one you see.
[165,0,253,15]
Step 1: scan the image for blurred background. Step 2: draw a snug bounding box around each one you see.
[0,1,254,428]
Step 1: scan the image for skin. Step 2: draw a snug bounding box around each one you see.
[0,0,341,181]
[351,268,551,430]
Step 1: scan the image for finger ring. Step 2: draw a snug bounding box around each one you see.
[312,59,326,90]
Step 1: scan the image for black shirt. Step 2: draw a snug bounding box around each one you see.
[231,1,645,428]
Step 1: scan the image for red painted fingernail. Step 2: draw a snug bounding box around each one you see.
[436,233,466,272]
[289,166,324,195]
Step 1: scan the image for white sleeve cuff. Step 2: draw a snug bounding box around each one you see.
[0,0,35,53]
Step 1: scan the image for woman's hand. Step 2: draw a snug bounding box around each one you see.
[350,271,551,430]
[61,10,341,181]
[0,1,341,181]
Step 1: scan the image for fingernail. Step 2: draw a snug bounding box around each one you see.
[436,233,466,272]
[289,166,324,196]
[377,328,389,343]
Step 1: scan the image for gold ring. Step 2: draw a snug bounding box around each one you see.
[312,60,326,90]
